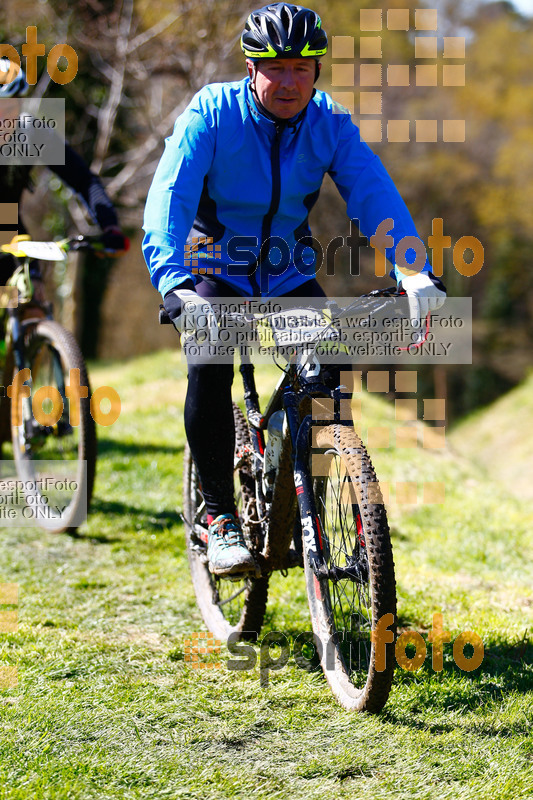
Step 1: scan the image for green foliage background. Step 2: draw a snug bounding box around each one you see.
[2,0,532,417]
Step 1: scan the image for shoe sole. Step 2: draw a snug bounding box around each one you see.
[208,560,256,578]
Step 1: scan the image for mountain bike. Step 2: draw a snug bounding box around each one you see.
[0,234,101,532]
[172,291,403,713]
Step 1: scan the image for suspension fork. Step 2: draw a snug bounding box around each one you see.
[284,388,328,578]
[8,310,26,374]
[6,311,34,447]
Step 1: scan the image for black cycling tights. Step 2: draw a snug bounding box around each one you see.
[184,278,326,520]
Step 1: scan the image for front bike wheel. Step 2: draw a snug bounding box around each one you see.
[304,424,396,712]
[183,403,268,640]
[10,320,96,532]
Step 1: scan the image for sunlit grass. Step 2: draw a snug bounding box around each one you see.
[0,350,531,799]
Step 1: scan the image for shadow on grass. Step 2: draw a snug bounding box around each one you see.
[392,620,533,694]
[66,527,122,543]
[476,636,533,693]
[383,635,533,734]
[97,438,184,457]
[252,612,532,731]
[67,499,183,542]
[92,498,182,529]
[389,526,410,543]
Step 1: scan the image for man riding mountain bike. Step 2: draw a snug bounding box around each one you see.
[0,55,128,288]
[142,3,445,578]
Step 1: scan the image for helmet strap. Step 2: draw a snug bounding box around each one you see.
[250,61,258,93]
[248,62,280,123]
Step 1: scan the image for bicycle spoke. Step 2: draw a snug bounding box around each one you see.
[216,581,248,607]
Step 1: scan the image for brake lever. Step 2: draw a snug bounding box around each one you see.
[159,304,172,325]
[367,286,405,297]
[68,235,94,252]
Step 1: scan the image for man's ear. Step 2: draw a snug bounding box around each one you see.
[245,59,254,79]
[314,60,321,83]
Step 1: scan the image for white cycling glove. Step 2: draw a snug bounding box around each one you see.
[398,271,446,330]
[172,289,218,345]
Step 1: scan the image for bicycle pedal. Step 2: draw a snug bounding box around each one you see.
[214,561,262,581]
[191,524,208,546]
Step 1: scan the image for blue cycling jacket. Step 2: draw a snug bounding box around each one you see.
[143,78,430,298]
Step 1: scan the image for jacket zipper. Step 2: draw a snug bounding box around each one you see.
[249,121,283,297]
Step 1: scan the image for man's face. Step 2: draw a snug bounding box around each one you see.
[247,58,319,118]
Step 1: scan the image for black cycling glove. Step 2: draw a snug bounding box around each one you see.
[163,280,196,324]
[101,226,130,253]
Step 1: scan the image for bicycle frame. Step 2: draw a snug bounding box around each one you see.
[0,234,108,377]
[3,260,52,377]
[180,292,403,577]
[0,235,99,532]
[237,343,351,579]
[177,290,408,571]
[182,296,400,710]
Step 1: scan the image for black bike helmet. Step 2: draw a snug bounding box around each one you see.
[241,3,327,60]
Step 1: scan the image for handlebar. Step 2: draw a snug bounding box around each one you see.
[67,234,126,257]
[0,234,126,261]
[158,288,405,327]
[159,288,433,360]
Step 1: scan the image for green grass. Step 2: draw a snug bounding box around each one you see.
[0,350,532,799]
[450,370,533,500]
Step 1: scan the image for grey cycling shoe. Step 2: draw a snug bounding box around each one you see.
[207,514,255,577]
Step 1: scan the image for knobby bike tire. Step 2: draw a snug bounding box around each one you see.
[303,424,397,713]
[183,403,268,640]
[10,319,96,532]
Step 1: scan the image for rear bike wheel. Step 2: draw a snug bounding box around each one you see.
[183,402,268,640]
[304,424,396,712]
[10,320,96,532]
